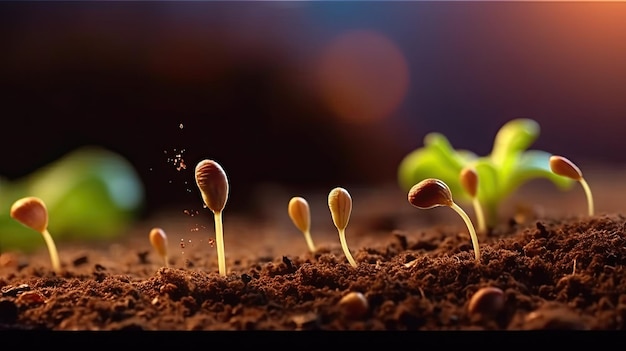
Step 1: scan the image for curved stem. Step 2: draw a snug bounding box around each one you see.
[450,203,481,262]
[303,230,316,253]
[472,198,487,234]
[338,228,357,267]
[214,211,226,276]
[41,229,61,273]
[579,178,594,216]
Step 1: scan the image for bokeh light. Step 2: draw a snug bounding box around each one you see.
[316,29,410,124]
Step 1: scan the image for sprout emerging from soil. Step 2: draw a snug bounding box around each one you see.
[408,178,481,262]
[398,118,574,228]
[459,166,487,234]
[467,286,505,318]
[549,155,594,216]
[328,187,357,267]
[195,159,229,276]
[339,291,369,319]
[149,227,169,268]
[10,196,61,273]
[288,196,316,253]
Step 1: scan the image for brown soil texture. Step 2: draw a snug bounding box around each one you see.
[1,171,626,331]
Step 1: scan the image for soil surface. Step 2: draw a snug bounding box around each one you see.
[2,167,626,331]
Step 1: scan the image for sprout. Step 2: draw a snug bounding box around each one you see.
[9,196,61,273]
[459,166,487,234]
[288,196,316,253]
[149,227,169,268]
[408,178,481,262]
[549,155,594,216]
[398,118,575,228]
[339,291,369,319]
[467,286,505,318]
[195,159,229,276]
[328,187,357,267]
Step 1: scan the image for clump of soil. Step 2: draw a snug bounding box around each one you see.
[1,181,626,330]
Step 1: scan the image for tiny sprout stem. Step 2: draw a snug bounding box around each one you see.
[338,228,357,268]
[214,211,226,276]
[303,230,316,253]
[580,178,594,216]
[450,202,481,262]
[41,228,61,274]
[472,198,487,234]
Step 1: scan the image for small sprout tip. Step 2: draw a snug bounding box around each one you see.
[550,155,594,216]
[467,286,505,318]
[10,196,61,273]
[149,227,169,268]
[339,291,369,319]
[194,159,229,276]
[328,187,357,267]
[407,178,454,209]
[459,167,487,234]
[288,197,316,253]
[408,179,481,262]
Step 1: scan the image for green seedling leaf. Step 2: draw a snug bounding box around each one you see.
[398,134,477,202]
[0,146,145,252]
[398,118,575,228]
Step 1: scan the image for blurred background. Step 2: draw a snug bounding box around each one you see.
[1,1,626,229]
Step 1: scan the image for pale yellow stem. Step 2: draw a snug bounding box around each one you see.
[472,198,487,234]
[450,203,481,262]
[214,211,226,276]
[579,178,594,216]
[303,230,316,253]
[41,229,61,273]
[338,228,357,268]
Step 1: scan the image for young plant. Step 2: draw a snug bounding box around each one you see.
[408,178,480,262]
[149,227,169,268]
[459,166,487,234]
[549,155,594,216]
[328,187,357,268]
[398,118,575,228]
[194,159,229,276]
[288,196,316,253]
[9,196,61,273]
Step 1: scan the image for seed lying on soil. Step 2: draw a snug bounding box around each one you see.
[328,187,357,267]
[288,196,316,253]
[195,159,229,276]
[149,227,169,268]
[459,166,487,234]
[10,196,61,274]
[467,286,505,317]
[549,155,594,216]
[339,291,369,319]
[408,178,481,262]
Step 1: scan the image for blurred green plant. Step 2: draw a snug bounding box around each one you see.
[398,118,575,228]
[0,146,145,252]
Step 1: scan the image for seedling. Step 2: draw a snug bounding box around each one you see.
[328,187,357,267]
[459,166,487,234]
[549,155,594,216]
[195,159,229,276]
[339,291,369,319]
[149,227,169,268]
[408,178,480,262]
[9,196,61,273]
[288,196,316,253]
[467,286,505,318]
[398,118,574,228]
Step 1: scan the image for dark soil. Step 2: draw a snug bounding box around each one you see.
[2,172,626,332]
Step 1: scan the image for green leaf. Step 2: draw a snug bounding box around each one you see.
[490,118,540,167]
[506,150,575,193]
[0,146,145,252]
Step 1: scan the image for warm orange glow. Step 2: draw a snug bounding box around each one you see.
[316,29,410,124]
